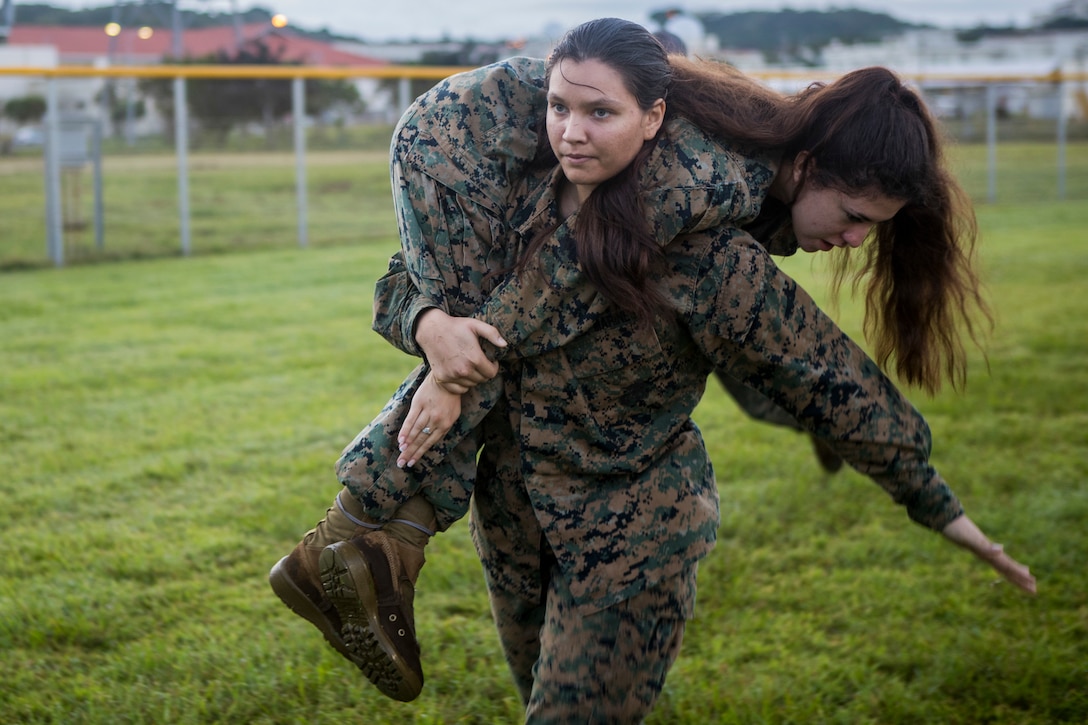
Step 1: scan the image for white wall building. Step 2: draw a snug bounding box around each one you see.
[770,27,1088,120]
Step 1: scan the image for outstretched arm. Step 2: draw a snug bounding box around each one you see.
[674,227,1036,594]
[942,516,1036,593]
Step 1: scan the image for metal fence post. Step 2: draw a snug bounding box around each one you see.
[174,75,191,256]
[44,77,64,267]
[92,116,105,249]
[293,75,308,248]
[1057,80,1068,200]
[398,76,411,115]
[986,82,998,204]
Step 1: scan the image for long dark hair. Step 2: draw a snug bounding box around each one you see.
[517,22,986,391]
[516,18,790,327]
[783,68,990,393]
[644,61,989,393]
[514,18,671,327]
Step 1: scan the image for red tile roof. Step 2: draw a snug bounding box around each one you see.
[8,23,388,66]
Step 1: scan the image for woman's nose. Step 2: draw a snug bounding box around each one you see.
[843,223,871,248]
[563,115,587,141]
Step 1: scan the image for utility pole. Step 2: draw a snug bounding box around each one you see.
[170,0,183,58]
[1,0,15,44]
[230,0,243,53]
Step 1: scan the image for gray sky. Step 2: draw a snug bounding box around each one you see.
[49,1,1066,41]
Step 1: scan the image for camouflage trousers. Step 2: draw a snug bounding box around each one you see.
[335,363,483,530]
[336,143,507,529]
[488,555,694,724]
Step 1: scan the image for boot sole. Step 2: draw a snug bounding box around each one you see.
[319,542,423,702]
[268,556,352,661]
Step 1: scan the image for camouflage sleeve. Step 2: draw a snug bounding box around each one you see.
[641,116,776,241]
[398,57,548,215]
[371,250,433,358]
[371,58,549,355]
[673,227,964,531]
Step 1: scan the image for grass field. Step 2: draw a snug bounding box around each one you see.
[1,148,1086,723]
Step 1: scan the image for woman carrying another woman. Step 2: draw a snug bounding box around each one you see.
[273,27,786,698]
[271,18,1034,720]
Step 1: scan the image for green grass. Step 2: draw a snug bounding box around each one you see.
[1,154,1086,723]
[0,147,399,269]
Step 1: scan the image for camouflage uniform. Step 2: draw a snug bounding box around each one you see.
[715,198,810,431]
[339,58,765,530]
[339,59,965,720]
[459,221,964,720]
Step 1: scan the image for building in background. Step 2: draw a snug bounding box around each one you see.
[2,22,391,141]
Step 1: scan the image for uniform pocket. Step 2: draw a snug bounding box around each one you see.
[558,312,672,465]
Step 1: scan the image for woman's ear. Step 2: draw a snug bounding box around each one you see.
[643,99,666,140]
[792,150,811,185]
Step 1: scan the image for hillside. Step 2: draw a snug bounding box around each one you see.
[697,8,926,58]
[11,2,926,51]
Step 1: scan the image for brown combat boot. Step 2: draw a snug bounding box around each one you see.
[319,495,434,702]
[268,489,381,663]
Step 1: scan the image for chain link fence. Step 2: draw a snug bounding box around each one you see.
[1,65,1086,268]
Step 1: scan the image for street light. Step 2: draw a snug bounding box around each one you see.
[104,22,121,37]
[271,14,288,28]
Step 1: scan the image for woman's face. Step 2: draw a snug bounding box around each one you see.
[790,183,906,253]
[547,58,665,206]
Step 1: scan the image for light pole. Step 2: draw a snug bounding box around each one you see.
[171,0,183,59]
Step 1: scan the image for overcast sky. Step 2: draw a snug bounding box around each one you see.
[50,1,1066,41]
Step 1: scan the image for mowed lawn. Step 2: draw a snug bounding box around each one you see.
[0,154,1086,722]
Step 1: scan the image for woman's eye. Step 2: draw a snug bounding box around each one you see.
[592,108,611,118]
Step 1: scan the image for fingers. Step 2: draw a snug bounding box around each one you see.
[418,315,499,387]
[991,551,1037,594]
[397,421,444,469]
[941,518,1037,595]
[397,374,462,469]
[469,319,507,349]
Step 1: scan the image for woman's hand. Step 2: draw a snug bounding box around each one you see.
[942,516,1037,594]
[397,372,462,468]
[414,308,507,394]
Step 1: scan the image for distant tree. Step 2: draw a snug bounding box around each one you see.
[1043,17,1088,30]
[95,84,146,132]
[697,9,925,63]
[956,25,1020,42]
[139,39,362,147]
[381,44,500,103]
[2,95,47,124]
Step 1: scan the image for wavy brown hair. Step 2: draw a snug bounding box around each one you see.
[782,68,991,393]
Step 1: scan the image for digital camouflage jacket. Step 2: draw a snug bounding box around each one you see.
[342,57,769,532]
[341,58,963,613]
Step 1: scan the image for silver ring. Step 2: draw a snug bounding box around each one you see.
[421,427,432,435]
